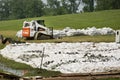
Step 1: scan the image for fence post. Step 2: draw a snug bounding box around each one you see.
[40,47,45,70]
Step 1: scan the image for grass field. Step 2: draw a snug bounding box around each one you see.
[0,54,61,77]
[27,35,115,43]
[0,9,120,31]
[0,54,32,70]
[0,9,119,41]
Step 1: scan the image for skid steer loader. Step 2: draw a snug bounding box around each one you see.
[22,20,53,40]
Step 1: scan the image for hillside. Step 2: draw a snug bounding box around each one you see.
[0,9,120,31]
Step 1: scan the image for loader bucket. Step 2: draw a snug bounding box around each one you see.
[22,27,30,37]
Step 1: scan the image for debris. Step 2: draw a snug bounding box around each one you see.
[0,35,25,44]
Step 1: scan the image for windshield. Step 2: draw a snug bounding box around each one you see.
[24,23,30,27]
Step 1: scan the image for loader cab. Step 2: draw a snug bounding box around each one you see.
[36,20,46,26]
[22,21,33,37]
[23,22,31,28]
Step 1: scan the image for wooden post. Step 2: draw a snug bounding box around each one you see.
[0,75,3,79]
[40,47,45,69]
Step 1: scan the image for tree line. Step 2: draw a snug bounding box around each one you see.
[0,0,120,20]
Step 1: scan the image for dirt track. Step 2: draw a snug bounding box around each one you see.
[42,72,120,80]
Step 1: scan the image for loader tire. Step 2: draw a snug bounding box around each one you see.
[34,32,41,40]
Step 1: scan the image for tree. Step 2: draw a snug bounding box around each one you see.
[44,0,61,15]
[31,0,44,17]
[112,0,120,9]
[83,0,94,12]
[10,0,25,19]
[62,0,81,14]
[24,0,44,18]
[44,0,81,16]
[0,0,85,20]
[0,0,11,20]
[69,0,81,13]
[10,0,44,19]
[90,0,94,12]
[96,0,120,11]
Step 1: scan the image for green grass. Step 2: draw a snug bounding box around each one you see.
[27,35,115,43]
[0,9,120,31]
[44,9,120,30]
[0,30,17,38]
[0,44,6,49]
[0,54,32,70]
[24,68,61,77]
[0,54,61,77]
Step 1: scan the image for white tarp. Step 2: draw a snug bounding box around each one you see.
[16,27,115,38]
[1,42,120,73]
